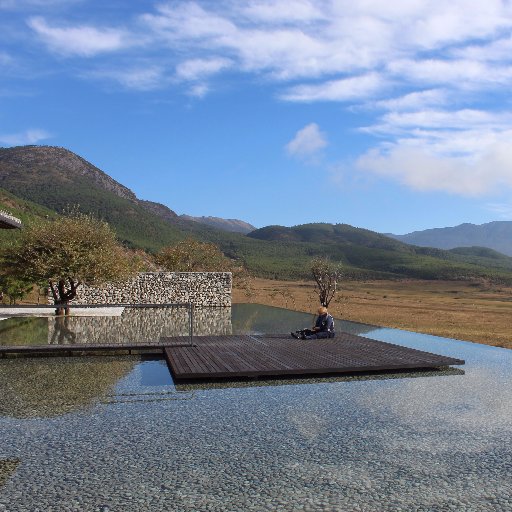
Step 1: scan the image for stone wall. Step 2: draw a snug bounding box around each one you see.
[49,272,232,307]
[47,306,232,345]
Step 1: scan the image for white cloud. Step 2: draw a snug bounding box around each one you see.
[375,89,449,112]
[0,128,51,146]
[366,109,512,136]
[28,16,131,57]
[388,58,512,89]
[14,0,512,199]
[240,0,324,23]
[187,83,209,98]
[356,131,512,196]
[282,73,385,102]
[175,58,232,81]
[286,123,327,159]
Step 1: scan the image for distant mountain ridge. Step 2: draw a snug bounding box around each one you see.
[3,144,512,283]
[181,215,256,234]
[388,221,512,257]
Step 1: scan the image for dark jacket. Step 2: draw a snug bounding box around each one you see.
[315,313,334,333]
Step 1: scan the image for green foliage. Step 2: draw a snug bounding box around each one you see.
[0,211,140,303]
[156,239,235,272]
[156,239,252,292]
[0,274,33,304]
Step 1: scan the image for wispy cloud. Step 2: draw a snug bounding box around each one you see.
[0,128,51,146]
[0,51,13,65]
[286,123,327,160]
[14,1,512,197]
[375,89,450,112]
[87,66,166,91]
[28,16,132,56]
[176,58,232,81]
[486,203,512,220]
[0,0,79,9]
[282,73,385,102]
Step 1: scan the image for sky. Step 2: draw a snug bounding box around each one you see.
[2,1,512,234]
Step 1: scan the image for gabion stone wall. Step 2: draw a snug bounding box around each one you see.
[49,272,232,306]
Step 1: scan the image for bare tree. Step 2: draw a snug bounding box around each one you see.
[311,257,343,307]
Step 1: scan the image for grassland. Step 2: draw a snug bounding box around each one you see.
[233,278,512,349]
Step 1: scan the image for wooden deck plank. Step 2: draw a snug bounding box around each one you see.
[163,333,464,380]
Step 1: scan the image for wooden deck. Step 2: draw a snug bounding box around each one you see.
[0,332,464,381]
[163,333,465,381]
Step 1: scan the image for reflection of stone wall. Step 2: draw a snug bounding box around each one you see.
[47,307,232,345]
[49,272,232,307]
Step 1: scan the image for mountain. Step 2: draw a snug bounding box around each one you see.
[181,215,255,234]
[388,222,512,257]
[3,145,512,283]
[249,223,407,250]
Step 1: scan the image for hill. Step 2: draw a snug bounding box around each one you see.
[388,221,512,256]
[2,145,512,283]
[0,145,209,251]
[180,215,255,234]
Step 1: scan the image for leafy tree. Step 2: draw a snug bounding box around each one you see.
[155,239,233,272]
[311,257,343,307]
[156,239,252,294]
[0,212,139,313]
[0,274,33,305]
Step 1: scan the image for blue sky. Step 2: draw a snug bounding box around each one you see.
[2,1,512,234]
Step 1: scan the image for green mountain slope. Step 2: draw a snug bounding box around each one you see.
[2,145,512,283]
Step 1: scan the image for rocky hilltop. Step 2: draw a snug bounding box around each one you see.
[0,145,137,202]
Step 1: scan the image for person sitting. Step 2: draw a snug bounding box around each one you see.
[291,306,335,339]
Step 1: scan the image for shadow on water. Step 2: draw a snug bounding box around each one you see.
[174,366,466,391]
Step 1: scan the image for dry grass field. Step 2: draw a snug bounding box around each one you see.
[233,278,512,349]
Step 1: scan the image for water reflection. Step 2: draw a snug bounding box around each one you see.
[0,306,233,346]
[0,356,136,418]
[232,303,377,336]
[0,304,375,347]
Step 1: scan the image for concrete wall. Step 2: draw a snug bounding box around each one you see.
[50,272,232,307]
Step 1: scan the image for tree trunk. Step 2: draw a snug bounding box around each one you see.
[49,278,81,315]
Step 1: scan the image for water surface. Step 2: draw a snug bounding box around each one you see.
[1,304,510,511]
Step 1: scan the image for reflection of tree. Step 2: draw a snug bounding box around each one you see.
[0,459,20,489]
[50,316,77,345]
[0,317,48,346]
[0,357,135,418]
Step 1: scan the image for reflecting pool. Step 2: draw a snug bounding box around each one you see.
[0,304,511,511]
